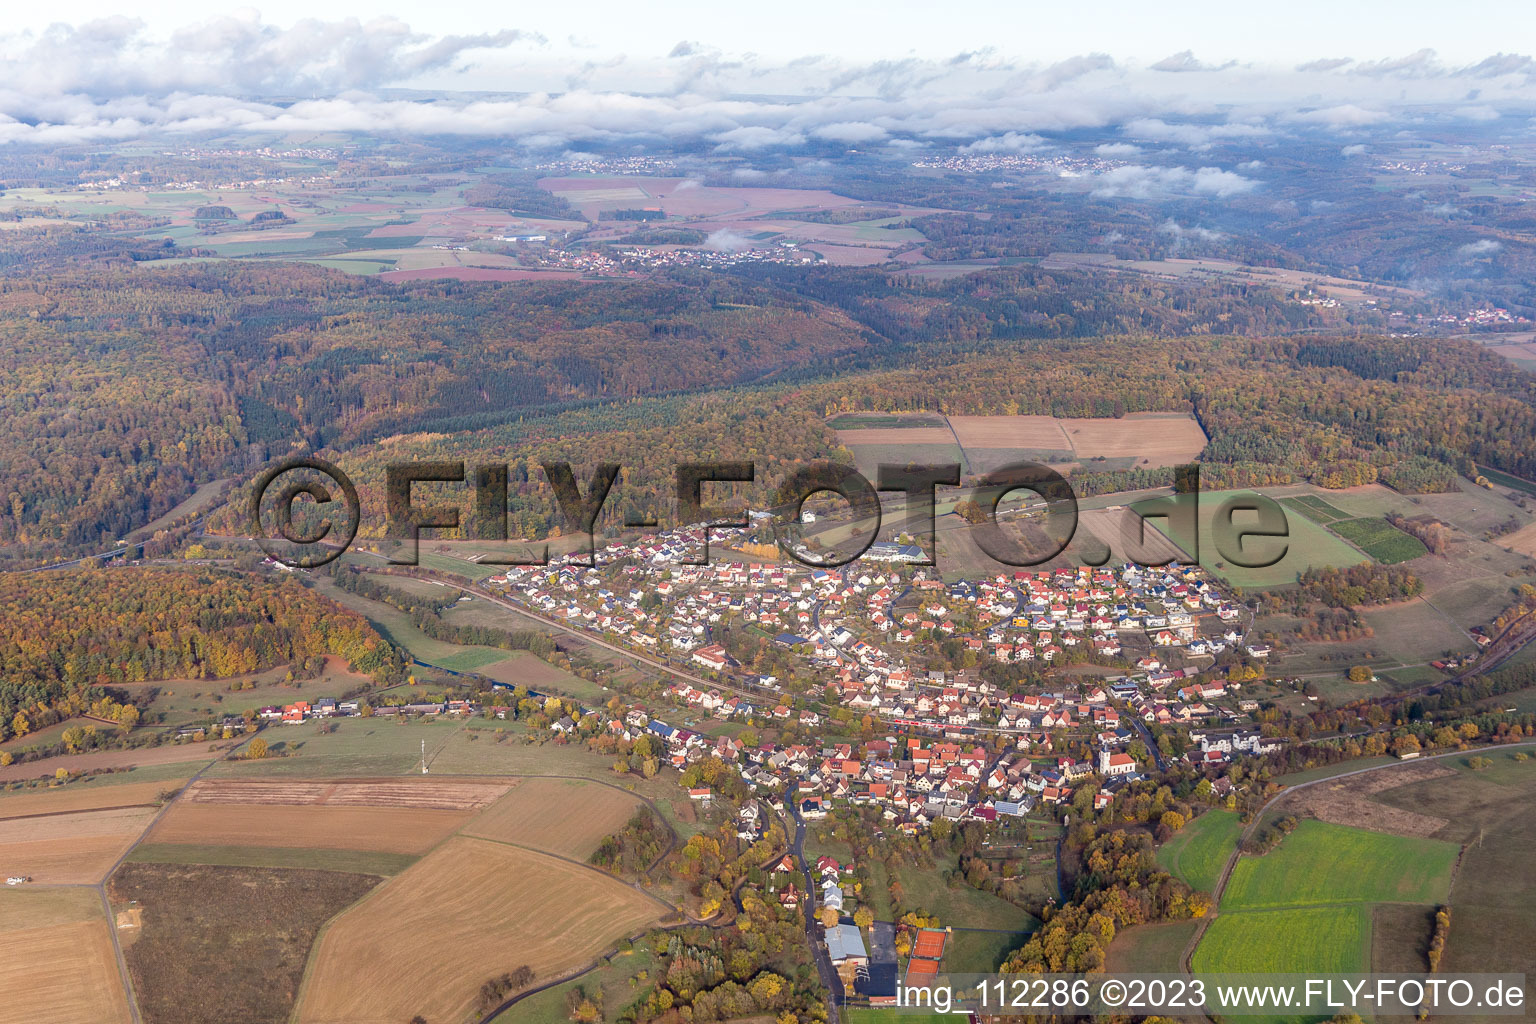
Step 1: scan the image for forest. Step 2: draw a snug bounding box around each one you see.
[0,568,399,742]
[3,219,1536,567]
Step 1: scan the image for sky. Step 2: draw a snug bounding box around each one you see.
[12,0,1534,67]
[2,4,1535,149]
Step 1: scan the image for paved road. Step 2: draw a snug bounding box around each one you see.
[784,781,842,1024]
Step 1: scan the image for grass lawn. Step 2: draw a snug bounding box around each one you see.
[1156,809,1241,893]
[1105,920,1200,973]
[1328,517,1429,563]
[1193,903,1370,974]
[1221,821,1458,911]
[944,927,1033,973]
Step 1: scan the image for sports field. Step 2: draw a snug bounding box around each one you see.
[297,836,666,1024]
[1155,810,1241,893]
[1221,820,1458,910]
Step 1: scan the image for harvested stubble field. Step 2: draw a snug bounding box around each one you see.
[946,414,1070,449]
[1057,413,1208,464]
[0,805,159,882]
[111,862,379,1024]
[146,802,470,855]
[462,778,644,860]
[0,920,133,1024]
[0,778,184,818]
[177,777,508,809]
[297,837,667,1024]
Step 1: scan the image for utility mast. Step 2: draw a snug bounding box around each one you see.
[420,738,429,775]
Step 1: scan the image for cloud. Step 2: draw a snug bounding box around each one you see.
[705,229,752,251]
[1159,219,1225,250]
[1092,164,1258,199]
[811,121,889,143]
[0,18,1535,152]
[1150,50,1236,73]
[961,131,1047,153]
[1341,144,1368,155]
[1457,239,1502,257]
[1094,142,1141,156]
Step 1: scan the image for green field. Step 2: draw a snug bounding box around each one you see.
[1156,810,1241,893]
[1476,464,1536,497]
[1106,920,1200,973]
[1221,821,1458,911]
[1136,488,1369,588]
[1279,494,1352,524]
[895,861,1040,933]
[1328,517,1429,564]
[205,719,464,777]
[943,928,1034,973]
[1193,904,1370,973]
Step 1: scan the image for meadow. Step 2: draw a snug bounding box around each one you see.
[895,859,1040,933]
[1192,904,1371,974]
[1221,820,1458,911]
[1155,809,1241,893]
[1136,488,1367,588]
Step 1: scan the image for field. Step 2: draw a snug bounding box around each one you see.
[205,720,464,777]
[111,862,380,1024]
[1328,516,1429,563]
[1279,494,1352,524]
[943,927,1035,973]
[0,778,183,817]
[0,805,159,882]
[1104,920,1201,973]
[1155,810,1241,893]
[0,919,133,1024]
[145,802,471,854]
[1136,487,1369,588]
[895,860,1040,933]
[296,837,667,1024]
[144,778,507,854]
[1368,750,1536,974]
[1193,904,1371,973]
[833,412,1206,481]
[1493,519,1536,557]
[1221,821,1458,910]
[126,843,417,875]
[1281,762,1456,837]
[0,740,227,783]
[462,777,644,860]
